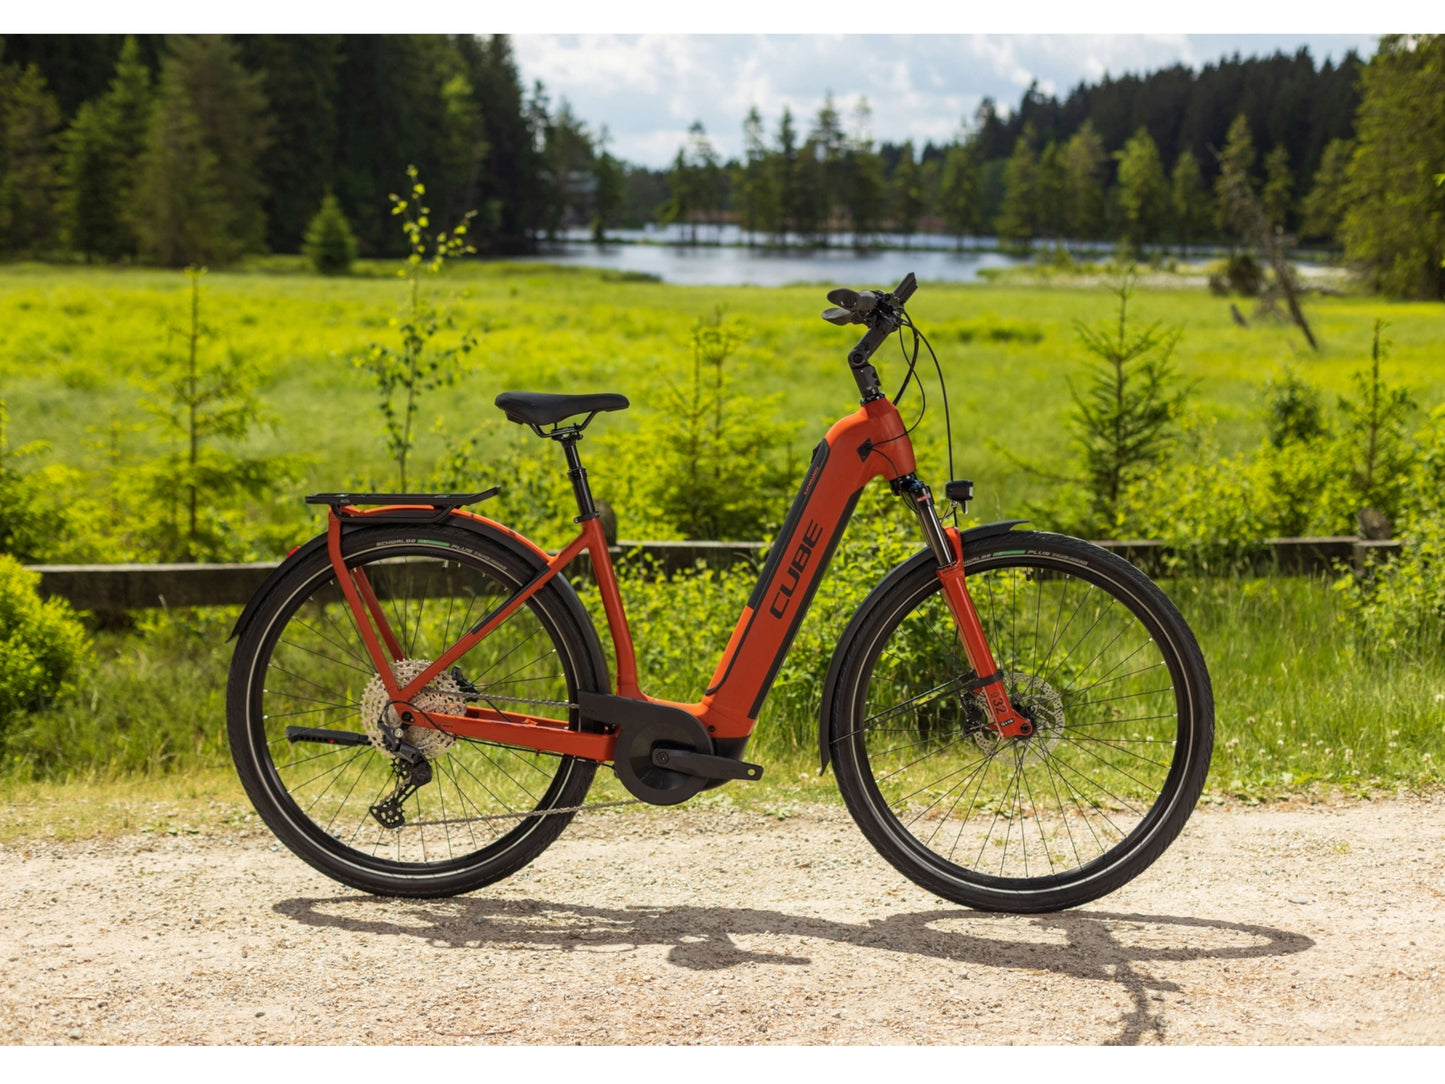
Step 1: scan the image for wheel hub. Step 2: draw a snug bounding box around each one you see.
[360,658,465,759]
[967,672,1065,760]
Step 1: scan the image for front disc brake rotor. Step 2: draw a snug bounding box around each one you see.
[967,672,1065,760]
[360,658,465,758]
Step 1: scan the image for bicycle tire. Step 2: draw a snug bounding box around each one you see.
[227,523,608,897]
[826,530,1212,913]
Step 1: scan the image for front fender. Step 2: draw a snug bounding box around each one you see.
[816,518,1026,773]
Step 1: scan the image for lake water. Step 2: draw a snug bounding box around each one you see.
[504,227,1332,289]
[509,225,1034,287]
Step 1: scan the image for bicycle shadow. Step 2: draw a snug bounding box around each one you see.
[274,895,1312,1045]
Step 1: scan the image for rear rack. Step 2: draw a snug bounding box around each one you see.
[306,488,500,520]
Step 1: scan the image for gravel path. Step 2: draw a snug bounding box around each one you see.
[2,796,1443,1045]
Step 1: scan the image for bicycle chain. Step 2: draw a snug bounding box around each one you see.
[366,682,625,829]
[473,694,576,710]
[400,797,639,829]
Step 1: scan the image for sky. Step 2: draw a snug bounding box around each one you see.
[513,34,1380,169]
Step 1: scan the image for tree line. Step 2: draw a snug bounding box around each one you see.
[653,39,1445,300]
[1,35,1441,299]
[0,33,624,264]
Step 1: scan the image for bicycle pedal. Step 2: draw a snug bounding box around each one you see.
[650,749,764,782]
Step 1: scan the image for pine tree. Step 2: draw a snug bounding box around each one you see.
[791,135,825,242]
[233,35,339,254]
[1035,140,1066,243]
[995,133,1038,244]
[937,137,979,247]
[1341,35,1445,300]
[1214,114,1256,245]
[58,101,116,261]
[0,64,62,254]
[129,36,270,265]
[843,98,885,247]
[1061,122,1108,241]
[1300,137,1353,243]
[661,147,694,241]
[1114,127,1169,252]
[166,36,271,255]
[591,127,623,243]
[1262,145,1294,230]
[686,120,723,239]
[773,106,799,241]
[1170,148,1211,251]
[810,94,846,232]
[129,59,227,267]
[59,36,152,262]
[439,71,487,230]
[738,106,777,243]
[891,140,922,244]
[302,192,357,274]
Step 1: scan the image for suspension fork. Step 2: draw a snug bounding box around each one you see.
[899,478,1034,739]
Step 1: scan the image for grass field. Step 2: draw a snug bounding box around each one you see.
[2,259,1443,836]
[3,258,1442,540]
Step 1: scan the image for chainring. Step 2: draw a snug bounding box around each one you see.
[611,711,714,806]
[360,658,465,759]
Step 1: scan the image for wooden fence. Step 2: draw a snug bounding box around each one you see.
[25,535,1402,612]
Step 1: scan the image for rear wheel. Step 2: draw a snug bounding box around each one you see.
[827,531,1212,913]
[227,525,606,897]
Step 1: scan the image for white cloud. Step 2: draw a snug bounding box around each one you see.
[515,33,1378,168]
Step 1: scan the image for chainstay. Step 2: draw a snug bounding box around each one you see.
[399,797,639,829]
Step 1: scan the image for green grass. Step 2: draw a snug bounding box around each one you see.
[2,259,1443,837]
[2,567,1440,842]
[2,258,1442,539]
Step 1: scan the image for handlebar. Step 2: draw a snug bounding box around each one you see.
[820,273,918,400]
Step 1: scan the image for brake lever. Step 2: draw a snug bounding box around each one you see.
[821,306,858,326]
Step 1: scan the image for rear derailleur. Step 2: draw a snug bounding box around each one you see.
[368,716,433,830]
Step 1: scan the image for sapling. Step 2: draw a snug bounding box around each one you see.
[356,165,476,490]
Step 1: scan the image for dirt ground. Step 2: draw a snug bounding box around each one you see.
[1,795,1442,1046]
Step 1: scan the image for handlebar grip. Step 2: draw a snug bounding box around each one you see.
[893,273,917,304]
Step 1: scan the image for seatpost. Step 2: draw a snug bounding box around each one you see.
[559,436,599,522]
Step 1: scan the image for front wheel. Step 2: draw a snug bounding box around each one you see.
[826,530,1213,913]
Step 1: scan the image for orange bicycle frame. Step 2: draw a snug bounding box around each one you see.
[326,394,1028,763]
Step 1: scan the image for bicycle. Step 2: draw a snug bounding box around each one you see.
[226,272,1213,914]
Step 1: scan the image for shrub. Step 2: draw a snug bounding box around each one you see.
[303,193,358,275]
[602,309,800,541]
[1349,404,1445,652]
[1206,253,1263,297]
[0,556,90,738]
[1265,366,1327,448]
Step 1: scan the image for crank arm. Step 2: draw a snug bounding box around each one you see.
[285,726,372,747]
[650,748,764,782]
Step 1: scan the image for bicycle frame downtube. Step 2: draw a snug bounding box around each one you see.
[696,396,916,739]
